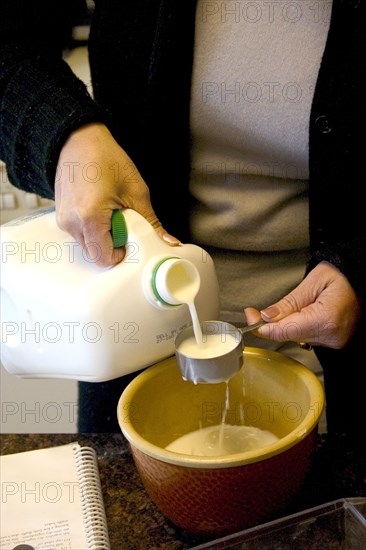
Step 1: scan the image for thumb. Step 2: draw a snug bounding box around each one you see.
[260,262,338,322]
[260,285,313,322]
[260,302,290,322]
[130,201,181,247]
[149,216,181,247]
[260,267,327,321]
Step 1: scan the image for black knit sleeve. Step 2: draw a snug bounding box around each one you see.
[0,0,106,199]
[307,238,366,317]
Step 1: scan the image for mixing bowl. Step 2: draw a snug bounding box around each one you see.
[117,347,324,536]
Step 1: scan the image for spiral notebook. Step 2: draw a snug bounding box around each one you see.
[0,442,110,550]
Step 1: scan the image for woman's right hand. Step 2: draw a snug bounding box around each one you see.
[54,123,180,267]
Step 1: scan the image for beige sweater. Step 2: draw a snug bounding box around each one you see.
[189,0,332,369]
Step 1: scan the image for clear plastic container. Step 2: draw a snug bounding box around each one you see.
[191,498,366,549]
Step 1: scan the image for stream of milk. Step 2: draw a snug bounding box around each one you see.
[166,373,279,456]
[169,273,279,457]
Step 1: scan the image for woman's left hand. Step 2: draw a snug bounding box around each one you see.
[244,261,361,349]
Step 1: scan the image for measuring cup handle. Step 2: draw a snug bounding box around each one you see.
[240,320,266,334]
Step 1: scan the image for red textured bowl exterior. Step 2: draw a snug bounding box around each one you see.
[130,428,318,536]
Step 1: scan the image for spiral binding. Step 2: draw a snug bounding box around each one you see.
[73,445,111,550]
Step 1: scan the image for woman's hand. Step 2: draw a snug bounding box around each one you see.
[54,123,180,267]
[244,261,361,349]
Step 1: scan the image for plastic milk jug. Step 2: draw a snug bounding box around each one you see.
[0,208,220,381]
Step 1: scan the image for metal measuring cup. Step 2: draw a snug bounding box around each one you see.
[175,320,265,384]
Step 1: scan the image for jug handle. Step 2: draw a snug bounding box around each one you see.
[111,209,128,248]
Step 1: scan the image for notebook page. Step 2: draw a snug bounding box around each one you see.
[0,442,92,549]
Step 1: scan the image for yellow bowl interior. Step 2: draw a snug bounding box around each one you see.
[117,347,324,468]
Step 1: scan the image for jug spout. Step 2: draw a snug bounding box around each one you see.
[143,257,201,308]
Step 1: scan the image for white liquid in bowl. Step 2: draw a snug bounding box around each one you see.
[166,424,279,457]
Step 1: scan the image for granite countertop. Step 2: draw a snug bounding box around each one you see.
[1,432,365,550]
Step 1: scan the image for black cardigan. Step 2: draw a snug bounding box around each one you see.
[1,0,365,436]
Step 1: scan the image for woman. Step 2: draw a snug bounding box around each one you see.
[1,0,364,436]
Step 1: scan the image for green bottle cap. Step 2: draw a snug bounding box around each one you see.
[111,209,128,248]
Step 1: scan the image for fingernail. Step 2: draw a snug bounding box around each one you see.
[163,232,181,245]
[260,305,280,320]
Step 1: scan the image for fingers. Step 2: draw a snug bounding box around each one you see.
[260,287,311,323]
[243,307,262,325]
[259,307,323,345]
[244,262,361,349]
[83,229,126,267]
[57,208,126,267]
[57,201,180,267]
[246,305,327,346]
[259,263,335,322]
[144,213,181,247]
[58,203,179,268]
[55,123,181,265]
[132,200,181,247]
